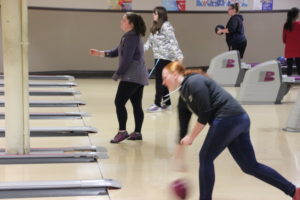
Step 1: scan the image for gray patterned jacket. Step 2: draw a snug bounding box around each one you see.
[144,21,184,61]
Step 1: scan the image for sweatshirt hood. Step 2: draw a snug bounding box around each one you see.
[234,14,244,21]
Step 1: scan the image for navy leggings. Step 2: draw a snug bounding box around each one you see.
[199,113,295,200]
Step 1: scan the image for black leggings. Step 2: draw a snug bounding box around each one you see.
[154,59,172,107]
[228,40,247,59]
[286,57,300,75]
[114,81,144,133]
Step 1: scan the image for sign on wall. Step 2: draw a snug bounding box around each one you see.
[196,0,248,7]
[162,0,186,11]
[262,0,273,11]
[28,0,294,11]
[253,0,273,10]
[108,0,133,10]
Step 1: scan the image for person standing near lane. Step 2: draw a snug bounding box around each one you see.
[90,12,148,143]
[218,3,247,59]
[144,6,184,112]
[283,7,300,75]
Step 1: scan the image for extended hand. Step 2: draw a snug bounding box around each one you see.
[90,49,104,57]
[180,135,193,145]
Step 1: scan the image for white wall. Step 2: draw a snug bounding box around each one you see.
[133,0,160,10]
[28,0,107,9]
[274,0,300,9]
[0,9,288,72]
[0,1,297,72]
[28,0,300,10]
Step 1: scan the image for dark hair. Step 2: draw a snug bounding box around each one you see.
[125,12,146,36]
[284,7,299,31]
[229,3,240,13]
[150,6,168,34]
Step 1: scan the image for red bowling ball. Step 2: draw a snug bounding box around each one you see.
[170,178,188,199]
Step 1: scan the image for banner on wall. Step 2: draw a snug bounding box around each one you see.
[162,0,186,11]
[196,0,248,7]
[108,0,132,10]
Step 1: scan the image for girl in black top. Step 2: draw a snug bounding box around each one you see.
[162,61,300,200]
[218,3,247,59]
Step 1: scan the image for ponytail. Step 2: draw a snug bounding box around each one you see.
[164,62,208,77]
[125,12,146,36]
[284,7,299,31]
[230,3,240,13]
[184,69,207,76]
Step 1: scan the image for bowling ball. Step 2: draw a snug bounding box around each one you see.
[215,24,225,35]
[170,178,188,199]
[277,56,287,66]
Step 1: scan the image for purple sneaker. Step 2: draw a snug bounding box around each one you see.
[127,132,143,140]
[146,104,162,113]
[110,131,129,143]
[161,104,172,111]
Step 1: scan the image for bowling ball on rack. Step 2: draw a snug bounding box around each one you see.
[277,56,287,66]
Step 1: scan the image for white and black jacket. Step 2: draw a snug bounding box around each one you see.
[144,21,184,61]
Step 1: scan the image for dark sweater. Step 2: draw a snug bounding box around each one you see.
[226,14,246,45]
[178,74,245,139]
[105,30,148,86]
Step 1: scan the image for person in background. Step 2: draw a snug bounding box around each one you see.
[90,12,148,143]
[162,61,300,200]
[283,7,300,75]
[144,6,184,113]
[218,3,247,59]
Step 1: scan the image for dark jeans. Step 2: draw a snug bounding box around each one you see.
[199,113,295,200]
[228,40,247,59]
[114,81,144,133]
[286,57,300,75]
[154,59,172,107]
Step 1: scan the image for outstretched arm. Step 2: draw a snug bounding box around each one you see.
[89,47,119,57]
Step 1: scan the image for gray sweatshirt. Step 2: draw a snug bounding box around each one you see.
[105,30,149,86]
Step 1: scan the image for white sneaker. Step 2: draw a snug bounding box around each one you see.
[146,104,162,113]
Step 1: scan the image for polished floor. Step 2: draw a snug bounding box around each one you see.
[0,78,300,200]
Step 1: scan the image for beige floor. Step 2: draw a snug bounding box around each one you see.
[0,78,300,200]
